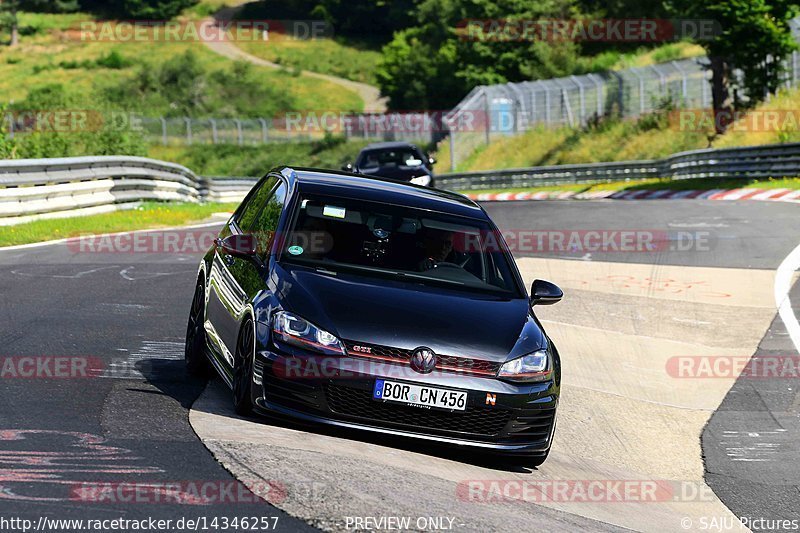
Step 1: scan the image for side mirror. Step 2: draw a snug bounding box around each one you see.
[215,234,257,258]
[341,163,354,172]
[530,279,563,306]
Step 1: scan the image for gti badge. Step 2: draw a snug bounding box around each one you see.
[410,347,437,374]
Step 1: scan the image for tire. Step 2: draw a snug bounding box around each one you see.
[185,282,211,377]
[233,319,256,416]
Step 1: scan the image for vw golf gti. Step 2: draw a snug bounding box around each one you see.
[185,166,563,467]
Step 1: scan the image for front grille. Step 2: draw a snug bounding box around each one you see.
[342,340,503,377]
[324,383,511,437]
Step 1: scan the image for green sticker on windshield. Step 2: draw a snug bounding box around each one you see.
[287,245,304,256]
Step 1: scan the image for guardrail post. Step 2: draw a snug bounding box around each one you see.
[672,61,689,105]
[449,130,456,172]
[235,120,243,146]
[587,74,603,118]
[258,118,268,144]
[544,87,552,126]
[160,117,167,147]
[630,70,645,115]
[184,118,192,145]
[483,92,491,144]
[6,113,14,140]
[571,76,586,125]
[210,119,218,145]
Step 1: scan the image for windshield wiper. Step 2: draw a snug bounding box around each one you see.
[401,272,465,286]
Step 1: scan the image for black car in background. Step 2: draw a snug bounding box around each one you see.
[343,142,436,187]
[185,166,563,467]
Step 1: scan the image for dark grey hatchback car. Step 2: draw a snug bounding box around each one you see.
[185,166,563,467]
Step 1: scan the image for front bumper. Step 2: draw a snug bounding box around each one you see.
[254,350,559,455]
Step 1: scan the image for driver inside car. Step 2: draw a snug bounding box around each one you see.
[417,228,455,271]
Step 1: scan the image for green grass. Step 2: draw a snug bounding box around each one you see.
[0,201,238,247]
[186,0,251,19]
[0,12,364,113]
[236,37,382,85]
[456,176,800,196]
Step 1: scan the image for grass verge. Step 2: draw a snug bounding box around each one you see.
[0,201,238,247]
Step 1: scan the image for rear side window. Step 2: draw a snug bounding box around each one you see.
[235,177,277,231]
[252,183,287,259]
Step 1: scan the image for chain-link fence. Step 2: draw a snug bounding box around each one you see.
[3,112,443,148]
[444,20,800,171]
[136,113,442,147]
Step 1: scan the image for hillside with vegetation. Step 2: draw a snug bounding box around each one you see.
[434,87,800,174]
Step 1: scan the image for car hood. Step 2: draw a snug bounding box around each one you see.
[272,263,544,362]
[357,166,432,181]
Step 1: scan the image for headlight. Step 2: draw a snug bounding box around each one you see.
[272,311,345,355]
[497,350,551,382]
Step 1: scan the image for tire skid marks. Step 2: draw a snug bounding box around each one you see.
[97,340,185,380]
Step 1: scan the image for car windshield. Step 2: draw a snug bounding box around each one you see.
[357,148,424,169]
[280,194,520,295]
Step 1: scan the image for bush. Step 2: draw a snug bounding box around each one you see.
[80,0,197,20]
[95,50,133,70]
[7,84,148,159]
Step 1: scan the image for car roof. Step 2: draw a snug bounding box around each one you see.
[281,167,485,219]
[362,141,420,151]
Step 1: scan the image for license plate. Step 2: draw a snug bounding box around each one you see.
[372,379,467,411]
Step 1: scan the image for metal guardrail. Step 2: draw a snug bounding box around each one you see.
[1,143,798,226]
[201,176,259,203]
[0,156,247,226]
[435,142,800,191]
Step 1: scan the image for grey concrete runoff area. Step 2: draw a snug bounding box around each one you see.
[0,199,798,532]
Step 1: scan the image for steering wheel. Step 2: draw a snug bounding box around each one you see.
[432,259,469,270]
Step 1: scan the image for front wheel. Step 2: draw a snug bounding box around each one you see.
[185,282,211,377]
[233,319,256,416]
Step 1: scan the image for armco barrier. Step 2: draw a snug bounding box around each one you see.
[0,157,258,226]
[2,142,799,225]
[435,142,800,191]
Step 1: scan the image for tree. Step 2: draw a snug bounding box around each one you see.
[117,0,197,19]
[0,0,78,46]
[377,0,582,110]
[674,0,798,134]
[76,0,197,19]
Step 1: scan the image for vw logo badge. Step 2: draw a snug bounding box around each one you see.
[410,347,437,374]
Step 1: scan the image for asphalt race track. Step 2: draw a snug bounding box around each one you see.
[1,199,798,532]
